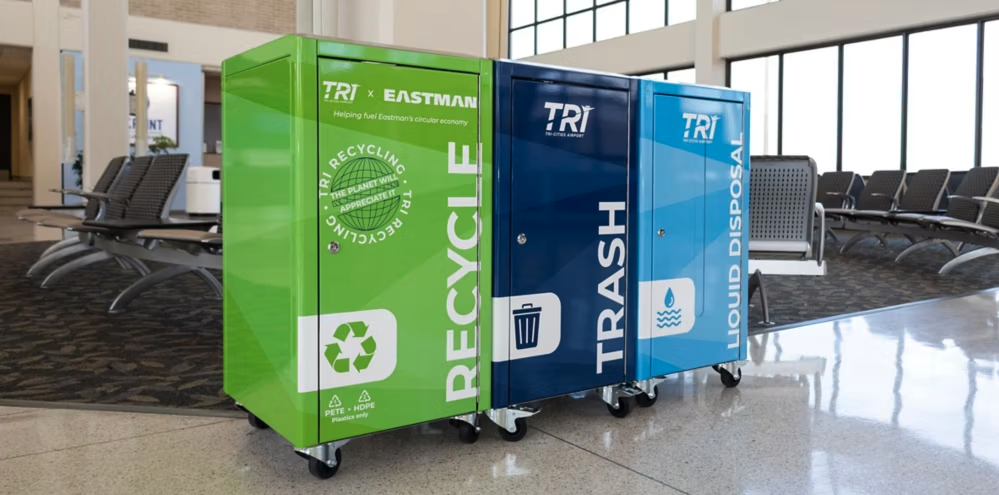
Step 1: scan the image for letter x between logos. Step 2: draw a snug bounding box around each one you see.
[368,90,375,98]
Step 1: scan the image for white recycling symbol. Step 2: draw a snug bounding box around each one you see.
[358,390,371,403]
[328,395,341,408]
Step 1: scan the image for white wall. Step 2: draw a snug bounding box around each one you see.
[0,1,280,68]
[0,1,34,47]
[394,0,487,57]
[526,21,695,75]
[720,0,999,59]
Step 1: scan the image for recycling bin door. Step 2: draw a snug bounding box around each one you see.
[498,78,630,406]
[309,57,483,443]
[644,95,746,377]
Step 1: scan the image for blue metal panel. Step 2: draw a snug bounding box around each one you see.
[492,61,633,407]
[628,79,750,381]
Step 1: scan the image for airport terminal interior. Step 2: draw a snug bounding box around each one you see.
[2,0,999,493]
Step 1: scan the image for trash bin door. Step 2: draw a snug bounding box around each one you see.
[501,79,630,405]
[647,95,746,376]
[311,58,483,443]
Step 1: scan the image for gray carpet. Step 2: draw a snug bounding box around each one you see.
[0,235,997,410]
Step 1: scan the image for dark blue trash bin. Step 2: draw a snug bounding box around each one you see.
[491,60,636,408]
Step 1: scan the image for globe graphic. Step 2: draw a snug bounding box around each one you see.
[329,156,401,231]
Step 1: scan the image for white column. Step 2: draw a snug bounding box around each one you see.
[297,0,339,36]
[695,0,727,87]
[31,0,62,211]
[82,0,129,191]
[337,0,394,45]
[134,61,148,156]
[296,0,314,34]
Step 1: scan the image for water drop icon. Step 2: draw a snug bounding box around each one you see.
[664,288,675,308]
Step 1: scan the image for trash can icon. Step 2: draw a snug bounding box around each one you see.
[513,303,543,350]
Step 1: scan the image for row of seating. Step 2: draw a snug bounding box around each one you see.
[821,166,999,274]
[17,154,222,313]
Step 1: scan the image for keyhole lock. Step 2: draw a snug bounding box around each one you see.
[657,228,665,238]
[328,241,340,254]
[517,233,527,245]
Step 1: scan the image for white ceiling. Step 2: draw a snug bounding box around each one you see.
[0,45,31,87]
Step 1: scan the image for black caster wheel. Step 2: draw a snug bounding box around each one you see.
[247,412,269,430]
[607,397,632,418]
[719,367,742,388]
[458,422,480,444]
[635,386,658,408]
[498,418,528,442]
[307,449,341,480]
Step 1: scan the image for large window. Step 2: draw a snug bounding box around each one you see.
[842,37,903,176]
[730,56,779,156]
[980,21,998,167]
[728,20,994,173]
[509,1,693,58]
[907,25,979,171]
[782,47,839,173]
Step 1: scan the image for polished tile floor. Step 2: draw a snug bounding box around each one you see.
[2,291,999,494]
[0,207,60,244]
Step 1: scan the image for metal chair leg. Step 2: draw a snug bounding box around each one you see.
[108,265,199,314]
[874,234,888,248]
[26,244,93,278]
[826,229,841,244]
[895,238,960,262]
[119,257,152,276]
[939,248,999,275]
[748,269,774,327]
[840,232,878,254]
[40,237,81,258]
[191,268,223,298]
[40,251,112,288]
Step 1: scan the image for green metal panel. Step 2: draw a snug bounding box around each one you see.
[312,56,490,443]
[224,34,491,448]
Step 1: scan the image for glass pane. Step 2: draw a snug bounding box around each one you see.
[842,36,902,176]
[629,0,665,34]
[567,0,594,13]
[730,56,779,155]
[908,25,978,171]
[782,46,839,173]
[667,68,696,84]
[982,21,999,167]
[596,2,626,41]
[730,0,777,11]
[566,11,595,48]
[510,27,536,59]
[511,0,535,29]
[641,72,666,80]
[668,0,696,24]
[536,19,564,54]
[537,0,564,21]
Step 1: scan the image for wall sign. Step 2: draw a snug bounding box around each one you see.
[128,81,178,145]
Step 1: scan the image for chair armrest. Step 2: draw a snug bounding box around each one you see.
[26,204,85,210]
[948,195,977,203]
[83,218,218,230]
[50,188,82,195]
[972,196,999,205]
[824,192,853,209]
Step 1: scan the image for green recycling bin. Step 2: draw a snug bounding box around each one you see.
[222,35,492,479]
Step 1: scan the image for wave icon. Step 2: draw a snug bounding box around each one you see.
[656,288,683,329]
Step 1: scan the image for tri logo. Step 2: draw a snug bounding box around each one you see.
[682,113,720,144]
[544,102,594,138]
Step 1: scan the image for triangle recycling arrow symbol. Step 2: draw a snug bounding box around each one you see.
[328,395,341,408]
